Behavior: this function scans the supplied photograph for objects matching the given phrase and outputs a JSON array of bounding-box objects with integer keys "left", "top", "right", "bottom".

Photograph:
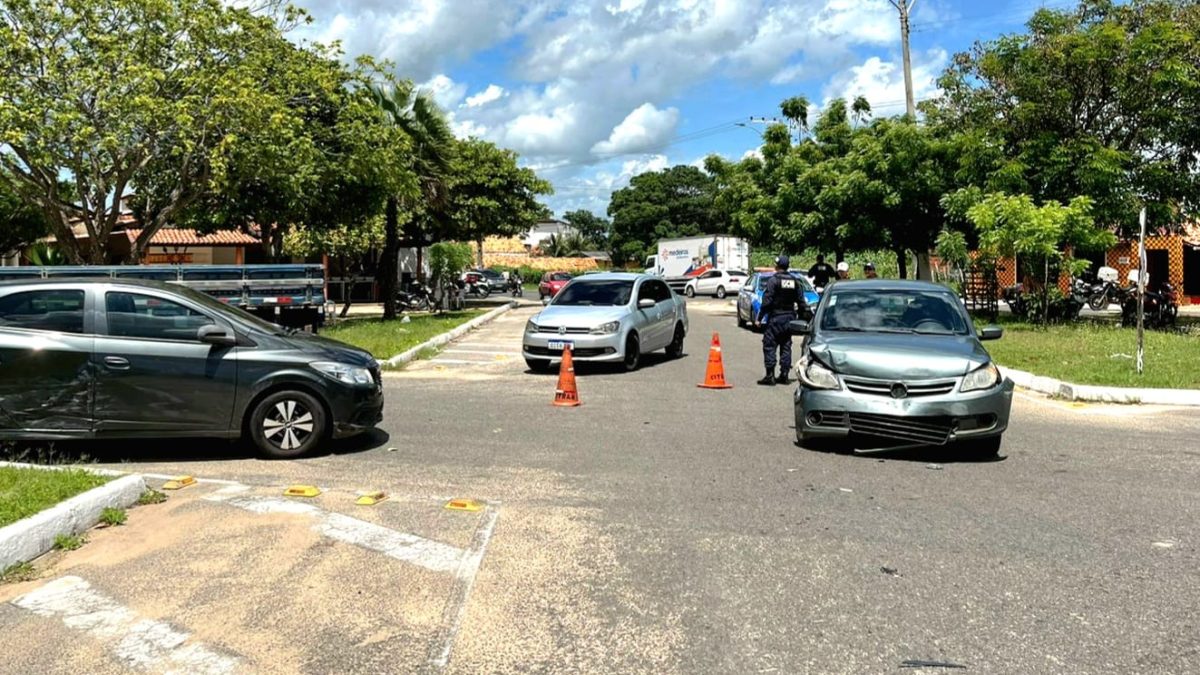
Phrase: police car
[{"left": 736, "top": 271, "right": 819, "bottom": 329}]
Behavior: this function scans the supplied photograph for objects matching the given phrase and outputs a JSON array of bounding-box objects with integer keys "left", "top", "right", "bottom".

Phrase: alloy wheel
[{"left": 262, "top": 399, "right": 315, "bottom": 451}]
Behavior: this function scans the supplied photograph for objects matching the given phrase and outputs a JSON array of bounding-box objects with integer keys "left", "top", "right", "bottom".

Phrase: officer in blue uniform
[{"left": 757, "top": 255, "right": 807, "bottom": 386}]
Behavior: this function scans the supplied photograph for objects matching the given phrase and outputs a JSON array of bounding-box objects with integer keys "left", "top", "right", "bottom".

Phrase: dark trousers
[{"left": 762, "top": 312, "right": 795, "bottom": 374}]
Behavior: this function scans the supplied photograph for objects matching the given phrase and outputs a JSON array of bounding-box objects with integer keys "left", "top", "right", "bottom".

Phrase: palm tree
[
  {"left": 851, "top": 96, "right": 872, "bottom": 128},
  {"left": 779, "top": 95, "right": 810, "bottom": 142},
  {"left": 369, "top": 82, "right": 455, "bottom": 320},
  {"left": 543, "top": 232, "right": 587, "bottom": 257}
]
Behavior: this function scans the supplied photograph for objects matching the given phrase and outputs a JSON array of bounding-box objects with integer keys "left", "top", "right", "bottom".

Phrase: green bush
[{"left": 99, "top": 507, "right": 126, "bottom": 527}]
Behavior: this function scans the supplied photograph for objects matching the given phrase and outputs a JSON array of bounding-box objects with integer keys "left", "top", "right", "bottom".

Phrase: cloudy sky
[{"left": 291, "top": 0, "right": 1069, "bottom": 217}]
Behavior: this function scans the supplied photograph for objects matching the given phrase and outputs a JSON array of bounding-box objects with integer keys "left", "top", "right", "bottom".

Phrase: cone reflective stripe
[
  {"left": 697, "top": 332, "right": 733, "bottom": 389},
  {"left": 553, "top": 344, "right": 581, "bottom": 407}
]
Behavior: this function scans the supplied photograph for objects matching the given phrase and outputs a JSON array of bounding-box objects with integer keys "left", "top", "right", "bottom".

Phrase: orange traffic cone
[
  {"left": 697, "top": 332, "right": 733, "bottom": 389},
  {"left": 553, "top": 345, "right": 581, "bottom": 407}
]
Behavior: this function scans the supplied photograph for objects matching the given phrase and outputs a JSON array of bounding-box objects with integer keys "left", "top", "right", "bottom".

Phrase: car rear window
[
  {"left": 550, "top": 272, "right": 572, "bottom": 281},
  {"left": 0, "top": 289, "right": 85, "bottom": 334}
]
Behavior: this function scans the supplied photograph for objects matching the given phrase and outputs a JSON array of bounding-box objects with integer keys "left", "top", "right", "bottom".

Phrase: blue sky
[{"left": 291, "top": 0, "right": 1074, "bottom": 216}]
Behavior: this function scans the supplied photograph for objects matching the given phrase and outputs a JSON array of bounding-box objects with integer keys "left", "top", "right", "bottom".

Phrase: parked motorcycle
[
  {"left": 396, "top": 282, "right": 433, "bottom": 312},
  {"left": 508, "top": 276, "right": 524, "bottom": 297},
  {"left": 1002, "top": 283, "right": 1028, "bottom": 318},
  {"left": 462, "top": 272, "right": 492, "bottom": 299},
  {"left": 1121, "top": 281, "right": 1178, "bottom": 329}
]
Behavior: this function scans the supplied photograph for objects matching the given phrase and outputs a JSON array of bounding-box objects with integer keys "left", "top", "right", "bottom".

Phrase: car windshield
[
  {"left": 552, "top": 280, "right": 634, "bottom": 306},
  {"left": 550, "top": 272, "right": 572, "bottom": 281},
  {"left": 819, "top": 289, "right": 969, "bottom": 335}
]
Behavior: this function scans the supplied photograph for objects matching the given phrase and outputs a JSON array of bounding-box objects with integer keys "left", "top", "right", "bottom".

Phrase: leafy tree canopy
[{"left": 606, "top": 164, "right": 725, "bottom": 265}]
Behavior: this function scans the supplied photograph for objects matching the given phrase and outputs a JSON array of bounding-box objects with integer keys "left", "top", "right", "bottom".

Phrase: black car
[{"left": 0, "top": 278, "right": 383, "bottom": 458}]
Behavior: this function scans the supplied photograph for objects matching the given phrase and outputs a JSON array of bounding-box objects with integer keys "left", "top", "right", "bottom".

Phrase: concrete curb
[
  {"left": 1000, "top": 365, "right": 1200, "bottom": 406},
  {"left": 0, "top": 463, "right": 146, "bottom": 569},
  {"left": 382, "top": 301, "right": 518, "bottom": 369}
]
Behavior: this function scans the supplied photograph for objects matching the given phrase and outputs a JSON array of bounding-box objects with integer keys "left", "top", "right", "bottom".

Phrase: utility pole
[
  {"left": 1136, "top": 207, "right": 1147, "bottom": 375},
  {"left": 890, "top": 0, "right": 918, "bottom": 118}
]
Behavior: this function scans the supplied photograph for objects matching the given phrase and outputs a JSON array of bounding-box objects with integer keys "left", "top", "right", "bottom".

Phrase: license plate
[{"left": 547, "top": 340, "right": 573, "bottom": 351}]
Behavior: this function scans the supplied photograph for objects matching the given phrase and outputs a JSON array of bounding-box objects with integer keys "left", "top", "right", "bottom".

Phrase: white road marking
[
  {"left": 443, "top": 349, "right": 520, "bottom": 355},
  {"left": 429, "top": 505, "right": 501, "bottom": 671},
  {"left": 12, "top": 576, "right": 239, "bottom": 675},
  {"left": 205, "top": 493, "right": 464, "bottom": 574}
]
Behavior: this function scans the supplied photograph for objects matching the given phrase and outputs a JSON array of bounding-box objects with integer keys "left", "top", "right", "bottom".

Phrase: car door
[
  {"left": 738, "top": 275, "right": 756, "bottom": 319},
  {"left": 695, "top": 270, "right": 719, "bottom": 294},
  {"left": 649, "top": 279, "right": 676, "bottom": 349},
  {"left": 92, "top": 288, "right": 237, "bottom": 434},
  {"left": 0, "top": 287, "right": 94, "bottom": 433}
]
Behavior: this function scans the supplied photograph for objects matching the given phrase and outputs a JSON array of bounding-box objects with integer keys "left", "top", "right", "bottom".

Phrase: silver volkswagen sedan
[
  {"left": 523, "top": 273, "right": 688, "bottom": 372},
  {"left": 791, "top": 280, "right": 1013, "bottom": 458}
]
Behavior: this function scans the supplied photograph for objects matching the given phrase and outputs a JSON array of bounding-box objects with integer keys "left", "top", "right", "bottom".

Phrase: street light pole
[{"left": 1136, "top": 207, "right": 1146, "bottom": 375}]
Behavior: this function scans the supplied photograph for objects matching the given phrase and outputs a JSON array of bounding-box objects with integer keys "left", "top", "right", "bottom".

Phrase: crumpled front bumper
[{"left": 794, "top": 378, "right": 1014, "bottom": 447}]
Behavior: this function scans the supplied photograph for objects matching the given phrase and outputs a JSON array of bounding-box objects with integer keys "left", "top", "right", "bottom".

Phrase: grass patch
[
  {"left": 981, "top": 318, "right": 1200, "bottom": 389},
  {"left": 0, "top": 466, "right": 112, "bottom": 528},
  {"left": 99, "top": 507, "right": 127, "bottom": 527},
  {"left": 323, "top": 311, "right": 484, "bottom": 360},
  {"left": 53, "top": 533, "right": 85, "bottom": 551},
  {"left": 137, "top": 490, "right": 167, "bottom": 506},
  {"left": 0, "top": 561, "right": 36, "bottom": 584}
]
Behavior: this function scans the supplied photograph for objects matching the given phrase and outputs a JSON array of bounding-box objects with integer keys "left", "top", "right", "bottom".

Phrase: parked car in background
[
  {"left": 0, "top": 279, "right": 383, "bottom": 459},
  {"left": 736, "top": 271, "right": 819, "bottom": 329},
  {"left": 791, "top": 279, "right": 1012, "bottom": 458},
  {"left": 470, "top": 268, "right": 507, "bottom": 293},
  {"left": 683, "top": 269, "right": 748, "bottom": 299},
  {"left": 538, "top": 271, "right": 573, "bottom": 300},
  {"left": 523, "top": 273, "right": 687, "bottom": 372}
]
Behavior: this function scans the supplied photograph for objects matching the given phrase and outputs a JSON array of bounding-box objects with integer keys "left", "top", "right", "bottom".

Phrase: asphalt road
[{"left": 3, "top": 298, "right": 1198, "bottom": 674}]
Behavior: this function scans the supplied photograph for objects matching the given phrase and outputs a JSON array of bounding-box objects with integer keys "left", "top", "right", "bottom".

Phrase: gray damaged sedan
[
  {"left": 523, "top": 273, "right": 688, "bottom": 372},
  {"left": 790, "top": 280, "right": 1013, "bottom": 457}
]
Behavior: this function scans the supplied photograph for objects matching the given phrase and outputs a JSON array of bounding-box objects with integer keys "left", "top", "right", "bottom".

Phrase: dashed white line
[
  {"left": 429, "top": 505, "right": 501, "bottom": 671},
  {"left": 12, "top": 576, "right": 239, "bottom": 675}
]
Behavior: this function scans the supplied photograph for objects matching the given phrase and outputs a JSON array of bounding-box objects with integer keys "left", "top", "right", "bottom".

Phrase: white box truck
[{"left": 644, "top": 235, "right": 750, "bottom": 292}]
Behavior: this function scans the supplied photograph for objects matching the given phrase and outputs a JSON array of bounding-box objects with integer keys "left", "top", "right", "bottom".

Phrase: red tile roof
[{"left": 125, "top": 228, "right": 259, "bottom": 247}]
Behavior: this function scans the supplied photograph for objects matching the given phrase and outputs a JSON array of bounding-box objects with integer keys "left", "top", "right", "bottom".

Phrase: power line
[{"left": 533, "top": 119, "right": 744, "bottom": 174}]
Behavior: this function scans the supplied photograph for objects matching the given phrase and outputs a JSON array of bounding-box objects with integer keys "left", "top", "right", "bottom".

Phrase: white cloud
[
  {"left": 591, "top": 103, "right": 680, "bottom": 155},
  {"left": 821, "top": 48, "right": 949, "bottom": 115},
  {"left": 419, "top": 74, "right": 467, "bottom": 110},
  {"left": 464, "top": 84, "right": 505, "bottom": 108}
]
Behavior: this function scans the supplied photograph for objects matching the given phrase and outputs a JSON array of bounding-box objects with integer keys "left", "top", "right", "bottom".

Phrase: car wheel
[
  {"left": 525, "top": 358, "right": 552, "bottom": 373},
  {"left": 737, "top": 310, "right": 747, "bottom": 329},
  {"left": 684, "top": 285, "right": 695, "bottom": 298},
  {"left": 249, "top": 390, "right": 327, "bottom": 459},
  {"left": 666, "top": 323, "right": 685, "bottom": 359},
  {"left": 623, "top": 333, "right": 641, "bottom": 372},
  {"left": 715, "top": 285, "right": 726, "bottom": 299},
  {"left": 963, "top": 435, "right": 1003, "bottom": 460}
]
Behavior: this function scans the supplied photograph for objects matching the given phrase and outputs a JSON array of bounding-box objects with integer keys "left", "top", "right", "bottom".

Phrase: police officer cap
[
  {"left": 864, "top": 262, "right": 875, "bottom": 270},
  {"left": 774, "top": 255, "right": 790, "bottom": 268},
  {"left": 836, "top": 261, "right": 849, "bottom": 272}
]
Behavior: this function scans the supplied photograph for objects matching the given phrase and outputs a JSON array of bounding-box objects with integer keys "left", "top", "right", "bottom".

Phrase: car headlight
[
  {"left": 796, "top": 357, "right": 840, "bottom": 390},
  {"left": 961, "top": 362, "right": 1001, "bottom": 392},
  {"left": 311, "top": 361, "right": 374, "bottom": 386},
  {"left": 590, "top": 321, "right": 620, "bottom": 335},
  {"left": 525, "top": 320, "right": 539, "bottom": 334}
]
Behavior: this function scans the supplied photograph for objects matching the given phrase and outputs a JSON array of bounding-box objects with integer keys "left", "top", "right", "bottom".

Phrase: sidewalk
[{"left": 334, "top": 296, "right": 541, "bottom": 320}]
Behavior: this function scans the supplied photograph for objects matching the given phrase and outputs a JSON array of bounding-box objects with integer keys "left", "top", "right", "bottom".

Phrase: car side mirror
[
  {"left": 198, "top": 324, "right": 236, "bottom": 346},
  {"left": 979, "top": 325, "right": 1003, "bottom": 341},
  {"left": 637, "top": 298, "right": 656, "bottom": 309},
  {"left": 541, "top": 297, "right": 552, "bottom": 306},
  {"left": 788, "top": 319, "right": 810, "bottom": 336}
]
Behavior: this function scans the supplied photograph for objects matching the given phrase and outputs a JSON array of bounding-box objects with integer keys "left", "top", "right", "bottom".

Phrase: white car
[{"left": 683, "top": 269, "right": 748, "bottom": 299}]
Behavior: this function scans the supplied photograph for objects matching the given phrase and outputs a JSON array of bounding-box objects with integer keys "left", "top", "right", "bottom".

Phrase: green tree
[
  {"left": 542, "top": 231, "right": 588, "bottom": 257},
  {"left": 283, "top": 218, "right": 384, "bottom": 317},
  {"left": 0, "top": 175, "right": 48, "bottom": 257},
  {"left": 369, "top": 82, "right": 454, "bottom": 319},
  {"left": 931, "top": 0, "right": 1200, "bottom": 235},
  {"left": 445, "top": 137, "right": 552, "bottom": 266},
  {"left": 966, "top": 192, "right": 1116, "bottom": 323},
  {"left": 607, "top": 165, "right": 725, "bottom": 266},
  {"left": 0, "top": 0, "right": 343, "bottom": 263},
  {"left": 428, "top": 242, "right": 473, "bottom": 311},
  {"left": 562, "top": 209, "right": 610, "bottom": 248},
  {"left": 851, "top": 96, "right": 872, "bottom": 128}
]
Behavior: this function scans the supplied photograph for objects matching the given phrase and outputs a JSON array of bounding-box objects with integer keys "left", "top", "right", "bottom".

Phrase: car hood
[
  {"left": 811, "top": 332, "right": 989, "bottom": 379},
  {"left": 534, "top": 305, "right": 628, "bottom": 328},
  {"left": 263, "top": 330, "right": 376, "bottom": 367}
]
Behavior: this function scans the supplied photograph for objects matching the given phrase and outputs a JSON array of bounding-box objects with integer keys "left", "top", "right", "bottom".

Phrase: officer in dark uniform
[{"left": 757, "top": 255, "right": 807, "bottom": 386}]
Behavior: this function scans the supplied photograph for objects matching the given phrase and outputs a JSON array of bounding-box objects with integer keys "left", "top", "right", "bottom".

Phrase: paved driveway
[{"left": 3, "top": 297, "right": 1198, "bottom": 673}]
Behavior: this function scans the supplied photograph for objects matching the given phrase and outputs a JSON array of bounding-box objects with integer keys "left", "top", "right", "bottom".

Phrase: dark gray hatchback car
[{"left": 0, "top": 278, "right": 382, "bottom": 458}]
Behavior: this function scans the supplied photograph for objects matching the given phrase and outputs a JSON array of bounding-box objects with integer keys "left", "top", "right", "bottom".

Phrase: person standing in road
[
  {"left": 757, "top": 255, "right": 808, "bottom": 386},
  {"left": 807, "top": 254, "right": 835, "bottom": 289},
  {"left": 830, "top": 261, "right": 850, "bottom": 285},
  {"left": 863, "top": 262, "right": 878, "bottom": 279}
]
